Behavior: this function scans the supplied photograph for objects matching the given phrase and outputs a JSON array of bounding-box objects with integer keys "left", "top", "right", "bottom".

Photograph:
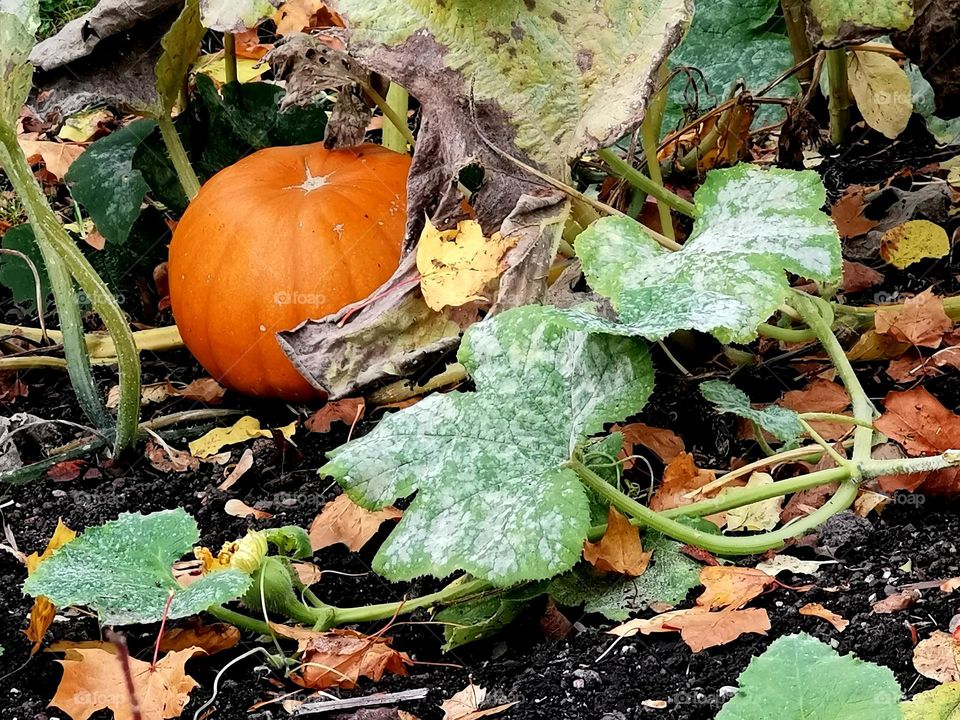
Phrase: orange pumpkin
[{"left": 168, "top": 143, "right": 410, "bottom": 401}]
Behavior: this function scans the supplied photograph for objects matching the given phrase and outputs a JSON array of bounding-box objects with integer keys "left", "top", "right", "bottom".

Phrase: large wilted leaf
[
  {"left": 331, "top": 0, "right": 691, "bottom": 235},
  {"left": 576, "top": 164, "right": 841, "bottom": 344},
  {"left": 716, "top": 633, "right": 902, "bottom": 719},
  {"left": 321, "top": 305, "right": 654, "bottom": 586},
  {"left": 0, "top": 0, "right": 39, "bottom": 126},
  {"left": 804, "top": 0, "right": 914, "bottom": 48},
  {"left": 664, "top": 0, "right": 796, "bottom": 129},
  {"left": 200, "top": 0, "right": 281, "bottom": 33},
  {"left": 23, "top": 510, "right": 251, "bottom": 625}
]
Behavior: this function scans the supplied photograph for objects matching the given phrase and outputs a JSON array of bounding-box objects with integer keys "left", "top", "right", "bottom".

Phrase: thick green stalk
[
  {"left": 223, "top": 33, "right": 238, "bottom": 85},
  {"left": 361, "top": 83, "right": 416, "bottom": 150},
  {"left": 381, "top": 83, "right": 410, "bottom": 153},
  {"left": 324, "top": 577, "right": 492, "bottom": 627},
  {"left": 209, "top": 605, "right": 275, "bottom": 636},
  {"left": 640, "top": 65, "right": 674, "bottom": 240},
  {"left": 826, "top": 50, "right": 851, "bottom": 145},
  {"left": 0, "top": 131, "right": 141, "bottom": 454},
  {"left": 40, "top": 249, "right": 110, "bottom": 428},
  {"left": 781, "top": 0, "right": 814, "bottom": 86},
  {"left": 157, "top": 114, "right": 200, "bottom": 200},
  {"left": 756, "top": 322, "right": 817, "bottom": 343},
  {"left": 597, "top": 148, "right": 697, "bottom": 218}
]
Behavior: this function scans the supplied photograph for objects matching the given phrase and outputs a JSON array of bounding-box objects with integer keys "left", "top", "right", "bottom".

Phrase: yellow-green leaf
[
  {"left": 880, "top": 219, "right": 950, "bottom": 269},
  {"left": 189, "top": 415, "right": 296, "bottom": 458},
  {"left": 902, "top": 683, "right": 960, "bottom": 720},
  {"left": 805, "top": 0, "right": 914, "bottom": 47},
  {"left": 416, "top": 219, "right": 516, "bottom": 311},
  {"left": 848, "top": 50, "right": 913, "bottom": 139}
]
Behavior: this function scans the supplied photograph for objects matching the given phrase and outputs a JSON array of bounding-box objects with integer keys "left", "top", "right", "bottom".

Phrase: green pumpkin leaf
[
  {"left": 321, "top": 305, "right": 654, "bottom": 586},
  {"left": 665, "top": 0, "right": 796, "bottom": 129},
  {"left": 436, "top": 583, "right": 546, "bottom": 651},
  {"left": 0, "top": 0, "right": 38, "bottom": 127},
  {"left": 65, "top": 119, "right": 158, "bottom": 245},
  {"left": 717, "top": 633, "right": 902, "bottom": 720},
  {"left": 23, "top": 510, "right": 251, "bottom": 626},
  {"left": 902, "top": 683, "right": 960, "bottom": 720},
  {"left": 200, "top": 0, "right": 280, "bottom": 33},
  {"left": 804, "top": 0, "right": 914, "bottom": 47},
  {"left": 155, "top": 0, "right": 206, "bottom": 116},
  {"left": 548, "top": 534, "right": 702, "bottom": 621},
  {"left": 0, "top": 224, "right": 50, "bottom": 310},
  {"left": 576, "top": 164, "right": 842, "bottom": 344},
  {"left": 701, "top": 380, "right": 804, "bottom": 444},
  {"left": 907, "top": 62, "right": 960, "bottom": 146}
]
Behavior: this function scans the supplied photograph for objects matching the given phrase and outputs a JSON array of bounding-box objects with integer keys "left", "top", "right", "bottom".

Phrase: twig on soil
[{"left": 294, "top": 688, "right": 430, "bottom": 715}]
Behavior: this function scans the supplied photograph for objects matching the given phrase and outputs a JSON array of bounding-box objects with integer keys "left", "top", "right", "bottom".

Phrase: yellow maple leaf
[
  {"left": 24, "top": 519, "right": 77, "bottom": 654},
  {"left": 880, "top": 220, "right": 950, "bottom": 269},
  {"left": 188, "top": 416, "right": 296, "bottom": 458},
  {"left": 416, "top": 219, "right": 516, "bottom": 311}
]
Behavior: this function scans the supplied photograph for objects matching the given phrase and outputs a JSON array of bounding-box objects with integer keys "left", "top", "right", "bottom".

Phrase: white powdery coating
[
  {"left": 322, "top": 306, "right": 655, "bottom": 585},
  {"left": 577, "top": 164, "right": 841, "bottom": 342}
]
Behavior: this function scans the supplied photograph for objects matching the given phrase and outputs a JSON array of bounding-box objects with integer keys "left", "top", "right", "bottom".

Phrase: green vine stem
[
  {"left": 836, "top": 295, "right": 960, "bottom": 321},
  {"left": 41, "top": 248, "right": 110, "bottom": 428},
  {"left": 756, "top": 322, "right": 818, "bottom": 343},
  {"left": 0, "top": 130, "right": 141, "bottom": 454},
  {"left": 381, "top": 83, "right": 411, "bottom": 153},
  {"left": 223, "top": 32, "right": 238, "bottom": 85},
  {"left": 597, "top": 147, "right": 697, "bottom": 218},
  {"left": 361, "top": 83, "right": 416, "bottom": 150},
  {"left": 826, "top": 49, "right": 851, "bottom": 145},
  {"left": 640, "top": 65, "right": 674, "bottom": 240},
  {"left": 209, "top": 605, "right": 275, "bottom": 636},
  {"left": 157, "top": 114, "right": 200, "bottom": 200}
]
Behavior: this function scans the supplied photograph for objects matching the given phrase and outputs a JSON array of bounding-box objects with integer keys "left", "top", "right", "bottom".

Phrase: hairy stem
[
  {"left": 640, "top": 65, "right": 674, "bottom": 240},
  {"left": 381, "top": 83, "right": 411, "bottom": 153},
  {"left": 157, "top": 114, "right": 200, "bottom": 200},
  {"left": 781, "top": 0, "right": 814, "bottom": 86},
  {"left": 323, "top": 577, "right": 492, "bottom": 627},
  {"left": 597, "top": 148, "right": 697, "bottom": 218},
  {"left": 361, "top": 83, "right": 416, "bottom": 150},
  {"left": 223, "top": 32, "right": 238, "bottom": 85},
  {"left": 826, "top": 49, "right": 851, "bottom": 145}
]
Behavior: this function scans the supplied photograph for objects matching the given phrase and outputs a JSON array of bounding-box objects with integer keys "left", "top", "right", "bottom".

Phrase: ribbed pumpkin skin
[{"left": 169, "top": 143, "right": 410, "bottom": 401}]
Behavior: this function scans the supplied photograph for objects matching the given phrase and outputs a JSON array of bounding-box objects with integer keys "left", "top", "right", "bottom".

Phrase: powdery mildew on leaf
[
  {"left": 577, "top": 164, "right": 841, "bottom": 344},
  {"left": 716, "top": 633, "right": 903, "bottom": 719},
  {"left": 805, "top": 0, "right": 914, "bottom": 47},
  {"left": 321, "top": 306, "right": 654, "bottom": 585},
  {"left": 700, "top": 380, "right": 805, "bottom": 444},
  {"left": 23, "top": 510, "right": 251, "bottom": 625}
]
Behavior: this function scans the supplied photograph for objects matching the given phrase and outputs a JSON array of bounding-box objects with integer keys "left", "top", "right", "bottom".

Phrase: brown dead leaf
[
  {"left": 218, "top": 448, "right": 254, "bottom": 491},
  {"left": 779, "top": 380, "right": 852, "bottom": 441},
  {"left": 853, "top": 490, "right": 891, "bottom": 517},
  {"left": 309, "top": 494, "right": 402, "bottom": 552},
  {"left": 831, "top": 185, "right": 878, "bottom": 238},
  {"left": 650, "top": 453, "right": 716, "bottom": 512},
  {"left": 306, "top": 398, "right": 365, "bottom": 434},
  {"left": 872, "top": 588, "right": 921, "bottom": 614},
  {"left": 913, "top": 631, "right": 960, "bottom": 683},
  {"left": 846, "top": 329, "right": 912, "bottom": 362},
  {"left": 609, "top": 606, "right": 771, "bottom": 653},
  {"left": 275, "top": 626, "right": 412, "bottom": 690},
  {"left": 583, "top": 506, "right": 651, "bottom": 577},
  {"left": 158, "top": 622, "right": 240, "bottom": 656},
  {"left": 941, "top": 577, "right": 960, "bottom": 593},
  {"left": 47, "top": 460, "right": 84, "bottom": 482},
  {"left": 18, "top": 139, "right": 85, "bottom": 180},
  {"left": 875, "top": 289, "right": 953, "bottom": 348},
  {"left": 696, "top": 566, "right": 775, "bottom": 610},
  {"left": 874, "top": 387, "right": 960, "bottom": 494},
  {"left": 233, "top": 28, "right": 272, "bottom": 59},
  {"left": 166, "top": 378, "right": 226, "bottom": 405},
  {"left": 781, "top": 483, "right": 839, "bottom": 523},
  {"left": 273, "top": 0, "right": 343, "bottom": 35},
  {"left": 224, "top": 499, "right": 272, "bottom": 520},
  {"left": 441, "top": 684, "right": 517, "bottom": 720},
  {"left": 841, "top": 260, "right": 885, "bottom": 294},
  {"left": 617, "top": 422, "right": 685, "bottom": 464},
  {"left": 24, "top": 519, "right": 76, "bottom": 653},
  {"left": 50, "top": 646, "right": 202, "bottom": 720},
  {"left": 107, "top": 382, "right": 171, "bottom": 409},
  {"left": 292, "top": 561, "right": 323, "bottom": 586},
  {"left": 145, "top": 441, "right": 201, "bottom": 473},
  {"left": 799, "top": 602, "right": 849, "bottom": 632}
]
